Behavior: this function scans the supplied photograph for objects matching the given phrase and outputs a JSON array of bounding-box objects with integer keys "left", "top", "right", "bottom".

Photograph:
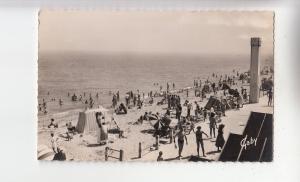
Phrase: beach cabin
[{"left": 76, "top": 106, "right": 109, "bottom": 134}]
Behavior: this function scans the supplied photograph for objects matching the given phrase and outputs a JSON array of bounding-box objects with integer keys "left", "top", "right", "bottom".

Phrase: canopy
[{"left": 76, "top": 105, "right": 110, "bottom": 134}]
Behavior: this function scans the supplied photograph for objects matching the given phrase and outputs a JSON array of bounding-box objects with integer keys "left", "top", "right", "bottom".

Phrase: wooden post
[
  {"left": 169, "top": 129, "right": 173, "bottom": 144},
  {"left": 119, "top": 150, "right": 124, "bottom": 161},
  {"left": 105, "top": 147, "right": 109, "bottom": 161},
  {"left": 156, "top": 135, "right": 159, "bottom": 150},
  {"left": 138, "top": 142, "right": 142, "bottom": 158}
]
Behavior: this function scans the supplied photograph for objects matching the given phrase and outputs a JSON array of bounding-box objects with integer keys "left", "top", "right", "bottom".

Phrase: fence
[{"left": 105, "top": 147, "right": 124, "bottom": 161}]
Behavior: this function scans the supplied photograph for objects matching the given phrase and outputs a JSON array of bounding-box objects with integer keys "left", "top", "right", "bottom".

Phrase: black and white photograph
[{"left": 37, "top": 10, "right": 274, "bottom": 162}]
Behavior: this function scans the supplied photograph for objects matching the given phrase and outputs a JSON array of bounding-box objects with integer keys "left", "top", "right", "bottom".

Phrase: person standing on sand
[
  {"left": 116, "top": 91, "right": 120, "bottom": 102},
  {"left": 59, "top": 99, "right": 63, "bottom": 107},
  {"left": 167, "top": 83, "right": 170, "bottom": 93},
  {"left": 221, "top": 101, "right": 226, "bottom": 117},
  {"left": 209, "top": 112, "right": 218, "bottom": 138},
  {"left": 203, "top": 108, "right": 207, "bottom": 121},
  {"left": 193, "top": 126, "right": 209, "bottom": 157},
  {"left": 195, "top": 102, "right": 200, "bottom": 118},
  {"left": 113, "top": 94, "right": 118, "bottom": 108},
  {"left": 201, "top": 90, "right": 205, "bottom": 101},
  {"left": 50, "top": 133, "right": 58, "bottom": 153},
  {"left": 174, "top": 128, "right": 188, "bottom": 159},
  {"left": 267, "top": 88, "right": 273, "bottom": 106},
  {"left": 187, "top": 102, "right": 193, "bottom": 117},
  {"left": 176, "top": 104, "right": 182, "bottom": 122},
  {"left": 215, "top": 124, "right": 225, "bottom": 152}
]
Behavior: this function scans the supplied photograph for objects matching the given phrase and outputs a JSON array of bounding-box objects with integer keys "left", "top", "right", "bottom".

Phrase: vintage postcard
[{"left": 37, "top": 11, "right": 274, "bottom": 162}]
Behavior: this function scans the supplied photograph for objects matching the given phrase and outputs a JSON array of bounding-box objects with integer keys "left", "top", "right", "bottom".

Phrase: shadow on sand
[
  {"left": 206, "top": 150, "right": 221, "bottom": 155},
  {"left": 131, "top": 157, "right": 140, "bottom": 160},
  {"left": 140, "top": 129, "right": 156, "bottom": 134},
  {"left": 164, "top": 156, "right": 181, "bottom": 161},
  {"left": 108, "top": 128, "right": 121, "bottom": 134},
  {"left": 87, "top": 143, "right": 106, "bottom": 147},
  {"left": 163, "top": 155, "right": 213, "bottom": 162},
  {"left": 187, "top": 155, "right": 214, "bottom": 162},
  {"left": 159, "top": 140, "right": 169, "bottom": 144}
]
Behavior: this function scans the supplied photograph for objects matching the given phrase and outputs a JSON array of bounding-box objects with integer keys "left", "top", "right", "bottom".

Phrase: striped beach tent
[{"left": 76, "top": 105, "right": 109, "bottom": 134}]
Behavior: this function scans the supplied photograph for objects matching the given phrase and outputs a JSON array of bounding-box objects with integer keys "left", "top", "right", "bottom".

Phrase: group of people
[
  {"left": 39, "top": 90, "right": 105, "bottom": 115},
  {"left": 170, "top": 108, "right": 225, "bottom": 159},
  {"left": 71, "top": 92, "right": 96, "bottom": 109},
  {"left": 47, "top": 118, "right": 77, "bottom": 160},
  {"left": 50, "top": 132, "right": 66, "bottom": 161}
]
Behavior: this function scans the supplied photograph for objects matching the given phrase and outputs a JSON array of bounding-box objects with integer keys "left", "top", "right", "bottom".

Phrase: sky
[{"left": 39, "top": 11, "right": 274, "bottom": 57}]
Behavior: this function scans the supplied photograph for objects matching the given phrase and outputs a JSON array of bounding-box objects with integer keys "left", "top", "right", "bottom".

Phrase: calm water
[{"left": 38, "top": 53, "right": 249, "bottom": 111}]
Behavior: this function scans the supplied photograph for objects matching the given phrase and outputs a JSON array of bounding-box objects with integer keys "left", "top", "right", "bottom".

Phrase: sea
[{"left": 38, "top": 52, "right": 252, "bottom": 114}]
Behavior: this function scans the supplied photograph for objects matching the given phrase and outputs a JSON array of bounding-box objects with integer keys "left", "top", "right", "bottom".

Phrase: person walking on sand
[
  {"left": 216, "top": 124, "right": 225, "bottom": 152},
  {"left": 193, "top": 126, "right": 209, "bottom": 157},
  {"left": 209, "top": 112, "right": 218, "bottom": 138},
  {"left": 174, "top": 128, "right": 188, "bottom": 159}
]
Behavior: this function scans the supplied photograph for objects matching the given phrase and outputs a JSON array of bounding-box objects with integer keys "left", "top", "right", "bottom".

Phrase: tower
[{"left": 249, "top": 37, "right": 261, "bottom": 103}]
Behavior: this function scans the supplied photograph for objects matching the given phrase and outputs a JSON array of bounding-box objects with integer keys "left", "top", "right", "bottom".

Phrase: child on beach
[{"left": 157, "top": 151, "right": 163, "bottom": 161}]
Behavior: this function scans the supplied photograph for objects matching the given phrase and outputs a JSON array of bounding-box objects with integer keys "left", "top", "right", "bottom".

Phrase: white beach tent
[{"left": 76, "top": 105, "right": 109, "bottom": 134}]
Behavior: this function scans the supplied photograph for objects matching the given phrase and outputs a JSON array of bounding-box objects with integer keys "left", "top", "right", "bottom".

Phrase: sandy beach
[{"left": 38, "top": 73, "right": 273, "bottom": 162}]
